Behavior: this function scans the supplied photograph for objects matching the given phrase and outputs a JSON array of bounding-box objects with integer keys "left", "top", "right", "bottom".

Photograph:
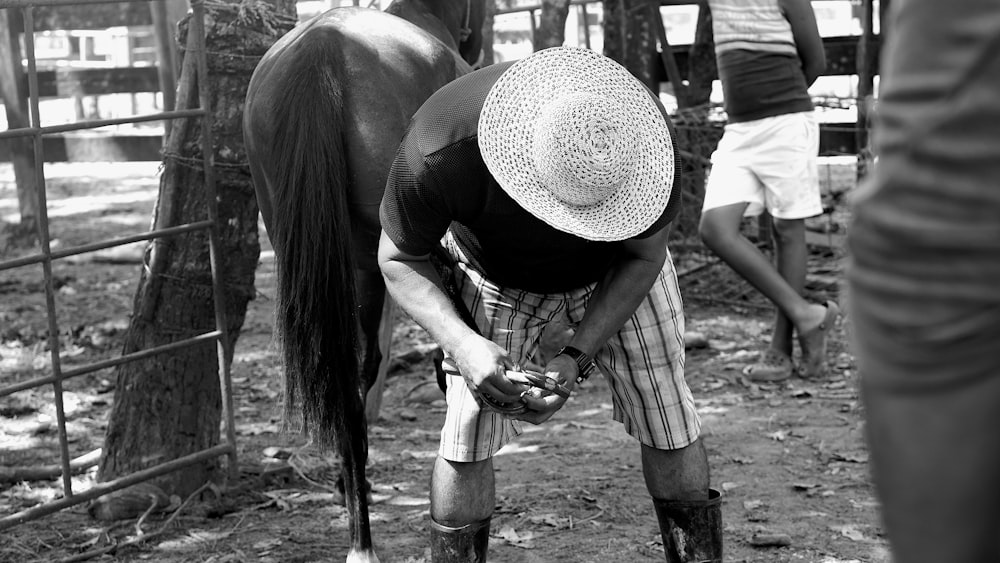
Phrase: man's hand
[
  {"left": 451, "top": 335, "right": 529, "bottom": 405},
  {"left": 511, "top": 353, "right": 579, "bottom": 424}
]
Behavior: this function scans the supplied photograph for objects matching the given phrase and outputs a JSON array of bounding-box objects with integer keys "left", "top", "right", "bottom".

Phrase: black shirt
[{"left": 380, "top": 61, "right": 682, "bottom": 294}]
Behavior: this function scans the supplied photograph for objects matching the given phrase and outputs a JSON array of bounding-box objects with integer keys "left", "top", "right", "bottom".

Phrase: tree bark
[
  {"left": 0, "top": 10, "right": 38, "bottom": 238},
  {"left": 602, "top": 0, "right": 658, "bottom": 90},
  {"left": 150, "top": 0, "right": 178, "bottom": 136},
  {"left": 686, "top": 1, "right": 716, "bottom": 107},
  {"left": 856, "top": 0, "right": 876, "bottom": 180},
  {"left": 99, "top": 0, "right": 296, "bottom": 497},
  {"left": 654, "top": 2, "right": 720, "bottom": 242},
  {"left": 534, "top": 0, "right": 570, "bottom": 51},
  {"left": 481, "top": 0, "right": 496, "bottom": 65}
]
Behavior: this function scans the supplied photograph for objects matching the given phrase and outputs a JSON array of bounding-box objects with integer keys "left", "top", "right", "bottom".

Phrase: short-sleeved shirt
[{"left": 380, "top": 61, "right": 682, "bottom": 294}]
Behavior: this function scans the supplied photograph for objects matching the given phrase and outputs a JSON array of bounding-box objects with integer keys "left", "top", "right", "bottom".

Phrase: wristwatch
[{"left": 557, "top": 345, "right": 597, "bottom": 384}]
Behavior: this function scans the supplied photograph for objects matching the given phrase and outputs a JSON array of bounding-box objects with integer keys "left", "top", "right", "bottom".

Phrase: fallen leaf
[
  {"left": 238, "top": 422, "right": 279, "bottom": 436},
  {"left": 566, "top": 421, "right": 604, "bottom": 430},
  {"left": 527, "top": 513, "right": 567, "bottom": 528},
  {"left": 831, "top": 452, "right": 869, "bottom": 463},
  {"left": 262, "top": 446, "right": 292, "bottom": 460},
  {"left": 703, "top": 380, "right": 727, "bottom": 391},
  {"left": 749, "top": 532, "right": 792, "bottom": 547},
  {"left": 253, "top": 538, "right": 283, "bottom": 551},
  {"left": 832, "top": 524, "right": 868, "bottom": 542},
  {"left": 494, "top": 525, "right": 536, "bottom": 548},
  {"left": 400, "top": 449, "right": 437, "bottom": 460},
  {"left": 684, "top": 331, "right": 709, "bottom": 349}
]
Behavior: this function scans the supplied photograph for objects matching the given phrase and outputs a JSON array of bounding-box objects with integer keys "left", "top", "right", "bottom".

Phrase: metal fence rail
[{"left": 0, "top": 0, "right": 237, "bottom": 533}]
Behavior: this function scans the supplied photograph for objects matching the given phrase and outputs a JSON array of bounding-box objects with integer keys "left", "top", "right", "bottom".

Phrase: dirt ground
[{"left": 0, "top": 162, "right": 888, "bottom": 563}]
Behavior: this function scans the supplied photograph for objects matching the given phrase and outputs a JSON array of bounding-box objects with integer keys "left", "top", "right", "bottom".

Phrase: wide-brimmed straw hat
[{"left": 478, "top": 46, "right": 675, "bottom": 242}]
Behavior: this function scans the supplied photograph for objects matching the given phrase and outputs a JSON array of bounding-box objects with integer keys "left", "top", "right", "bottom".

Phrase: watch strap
[{"left": 557, "top": 345, "right": 597, "bottom": 383}]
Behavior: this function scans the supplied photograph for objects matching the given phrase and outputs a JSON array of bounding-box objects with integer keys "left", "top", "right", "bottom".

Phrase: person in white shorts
[{"left": 700, "top": 0, "right": 840, "bottom": 381}]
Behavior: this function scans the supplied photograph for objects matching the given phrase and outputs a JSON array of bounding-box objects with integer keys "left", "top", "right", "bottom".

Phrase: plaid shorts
[{"left": 437, "top": 230, "right": 701, "bottom": 462}]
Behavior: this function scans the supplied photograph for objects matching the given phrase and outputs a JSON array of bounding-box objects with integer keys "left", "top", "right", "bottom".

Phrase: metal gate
[{"left": 0, "top": 0, "right": 237, "bottom": 534}]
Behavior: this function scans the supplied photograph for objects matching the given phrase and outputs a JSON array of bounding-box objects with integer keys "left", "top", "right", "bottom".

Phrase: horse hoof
[{"left": 346, "top": 548, "right": 380, "bottom": 563}]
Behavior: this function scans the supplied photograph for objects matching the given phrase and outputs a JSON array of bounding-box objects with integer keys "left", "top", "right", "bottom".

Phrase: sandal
[
  {"left": 797, "top": 300, "right": 841, "bottom": 379},
  {"left": 743, "top": 349, "right": 794, "bottom": 382}
]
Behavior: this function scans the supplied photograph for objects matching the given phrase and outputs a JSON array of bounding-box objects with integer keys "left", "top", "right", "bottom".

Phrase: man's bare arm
[
  {"left": 377, "top": 230, "right": 526, "bottom": 402},
  {"left": 566, "top": 225, "right": 671, "bottom": 361}
]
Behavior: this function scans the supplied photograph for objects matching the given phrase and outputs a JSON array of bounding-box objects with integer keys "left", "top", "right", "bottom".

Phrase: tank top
[{"left": 709, "top": 0, "right": 814, "bottom": 122}]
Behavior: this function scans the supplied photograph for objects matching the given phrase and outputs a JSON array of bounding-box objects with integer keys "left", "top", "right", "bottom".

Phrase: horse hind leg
[
  {"left": 339, "top": 268, "right": 389, "bottom": 562},
  {"left": 339, "top": 352, "right": 377, "bottom": 562},
  {"left": 341, "top": 437, "right": 378, "bottom": 563},
  {"left": 365, "top": 296, "right": 397, "bottom": 423}
]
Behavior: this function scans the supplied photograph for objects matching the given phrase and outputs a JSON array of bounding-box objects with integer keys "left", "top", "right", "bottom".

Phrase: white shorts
[{"left": 702, "top": 111, "right": 823, "bottom": 220}]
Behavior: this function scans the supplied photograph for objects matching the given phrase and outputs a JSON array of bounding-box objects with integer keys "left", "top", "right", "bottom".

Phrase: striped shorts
[{"left": 437, "top": 231, "right": 701, "bottom": 462}]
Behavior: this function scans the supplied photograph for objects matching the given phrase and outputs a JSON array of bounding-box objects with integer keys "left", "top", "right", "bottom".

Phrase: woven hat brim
[{"left": 478, "top": 47, "right": 674, "bottom": 242}]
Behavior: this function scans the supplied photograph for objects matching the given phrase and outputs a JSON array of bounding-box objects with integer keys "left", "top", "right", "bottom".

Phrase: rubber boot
[
  {"left": 430, "top": 516, "right": 490, "bottom": 562},
  {"left": 653, "top": 489, "right": 723, "bottom": 563}
]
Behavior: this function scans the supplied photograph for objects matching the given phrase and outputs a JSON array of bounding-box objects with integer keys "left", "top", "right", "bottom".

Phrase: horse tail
[{"left": 267, "top": 37, "right": 363, "bottom": 452}]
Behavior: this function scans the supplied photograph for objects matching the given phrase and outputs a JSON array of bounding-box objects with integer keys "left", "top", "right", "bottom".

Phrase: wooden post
[
  {"left": 686, "top": 0, "right": 716, "bottom": 107},
  {"left": 652, "top": 2, "right": 691, "bottom": 108},
  {"left": 481, "top": 0, "right": 495, "bottom": 66},
  {"left": 150, "top": 0, "right": 178, "bottom": 138},
  {"left": 529, "top": 8, "right": 537, "bottom": 44},
  {"left": 0, "top": 9, "right": 39, "bottom": 236},
  {"left": 535, "top": 0, "right": 570, "bottom": 51},
  {"left": 856, "top": 0, "right": 876, "bottom": 179},
  {"left": 602, "top": 0, "right": 658, "bottom": 91}
]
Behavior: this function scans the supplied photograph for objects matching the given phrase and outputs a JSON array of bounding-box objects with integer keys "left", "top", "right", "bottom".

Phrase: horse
[{"left": 242, "top": 0, "right": 485, "bottom": 560}]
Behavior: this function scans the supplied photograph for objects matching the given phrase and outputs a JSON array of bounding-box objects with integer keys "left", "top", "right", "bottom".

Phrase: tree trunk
[
  {"left": 99, "top": 0, "right": 297, "bottom": 497},
  {"left": 481, "top": 0, "right": 496, "bottom": 65},
  {"left": 150, "top": 0, "right": 178, "bottom": 136},
  {"left": 670, "top": 0, "right": 718, "bottom": 241},
  {"left": 687, "top": 2, "right": 716, "bottom": 107},
  {"left": 602, "top": 0, "right": 658, "bottom": 91},
  {"left": 856, "top": 0, "right": 876, "bottom": 180},
  {"left": 0, "top": 10, "right": 38, "bottom": 239},
  {"left": 534, "top": 0, "right": 570, "bottom": 51}
]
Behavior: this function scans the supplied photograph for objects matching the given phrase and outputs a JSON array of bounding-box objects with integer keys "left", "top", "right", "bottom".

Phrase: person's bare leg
[
  {"left": 644, "top": 440, "right": 723, "bottom": 561},
  {"left": 430, "top": 456, "right": 494, "bottom": 526},
  {"left": 770, "top": 217, "right": 809, "bottom": 357},
  {"left": 641, "top": 439, "right": 710, "bottom": 499},
  {"left": 699, "top": 203, "right": 825, "bottom": 333}
]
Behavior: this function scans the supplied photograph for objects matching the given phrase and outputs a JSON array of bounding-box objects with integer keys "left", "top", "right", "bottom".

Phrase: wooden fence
[{"left": 0, "top": 0, "right": 881, "bottom": 162}]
